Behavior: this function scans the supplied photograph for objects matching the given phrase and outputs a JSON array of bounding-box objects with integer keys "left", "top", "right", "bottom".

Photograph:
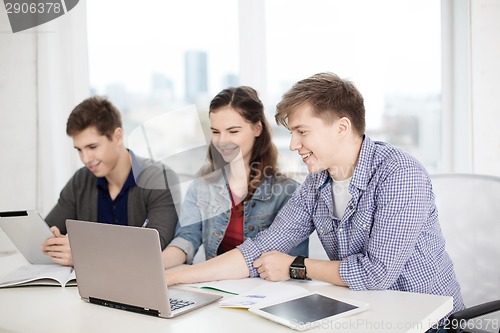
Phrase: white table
[{"left": 0, "top": 230, "right": 452, "bottom": 333}]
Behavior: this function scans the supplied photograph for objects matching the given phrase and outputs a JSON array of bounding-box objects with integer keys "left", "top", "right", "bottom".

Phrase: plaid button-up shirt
[{"left": 238, "top": 136, "right": 464, "bottom": 316}]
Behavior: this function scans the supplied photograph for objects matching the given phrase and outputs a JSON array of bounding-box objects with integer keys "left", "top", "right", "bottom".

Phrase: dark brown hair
[
  {"left": 275, "top": 72, "right": 365, "bottom": 136},
  {"left": 207, "top": 86, "right": 278, "bottom": 197},
  {"left": 66, "top": 96, "right": 122, "bottom": 139}
]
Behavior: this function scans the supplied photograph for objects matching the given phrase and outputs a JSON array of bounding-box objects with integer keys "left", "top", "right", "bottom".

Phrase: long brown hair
[{"left": 206, "top": 86, "right": 278, "bottom": 198}]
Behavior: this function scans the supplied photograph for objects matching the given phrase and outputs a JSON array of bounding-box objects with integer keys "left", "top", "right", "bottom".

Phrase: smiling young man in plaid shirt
[{"left": 166, "top": 73, "right": 464, "bottom": 328}]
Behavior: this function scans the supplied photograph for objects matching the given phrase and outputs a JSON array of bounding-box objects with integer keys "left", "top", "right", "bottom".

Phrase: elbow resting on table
[{"left": 343, "top": 260, "right": 399, "bottom": 291}]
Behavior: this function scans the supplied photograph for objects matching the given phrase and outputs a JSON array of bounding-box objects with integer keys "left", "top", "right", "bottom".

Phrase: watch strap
[
  {"left": 291, "top": 255, "right": 306, "bottom": 268},
  {"left": 289, "top": 255, "right": 307, "bottom": 280}
]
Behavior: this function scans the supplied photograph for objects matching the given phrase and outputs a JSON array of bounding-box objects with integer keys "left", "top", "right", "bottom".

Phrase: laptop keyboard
[{"left": 169, "top": 297, "right": 195, "bottom": 311}]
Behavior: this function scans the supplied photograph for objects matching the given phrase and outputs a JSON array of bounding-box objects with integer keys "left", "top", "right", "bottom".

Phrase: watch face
[{"left": 290, "top": 267, "right": 307, "bottom": 280}]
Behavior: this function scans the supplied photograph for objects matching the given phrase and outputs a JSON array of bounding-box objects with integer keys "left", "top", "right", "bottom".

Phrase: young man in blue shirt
[
  {"left": 165, "top": 73, "right": 464, "bottom": 323},
  {"left": 41, "top": 96, "right": 179, "bottom": 266}
]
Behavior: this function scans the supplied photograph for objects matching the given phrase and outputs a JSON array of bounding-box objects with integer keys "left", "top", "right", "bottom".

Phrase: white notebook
[{"left": 0, "top": 264, "right": 76, "bottom": 288}]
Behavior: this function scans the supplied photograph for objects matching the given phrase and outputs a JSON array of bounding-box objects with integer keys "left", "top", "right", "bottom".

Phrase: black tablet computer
[{"left": 249, "top": 292, "right": 369, "bottom": 331}]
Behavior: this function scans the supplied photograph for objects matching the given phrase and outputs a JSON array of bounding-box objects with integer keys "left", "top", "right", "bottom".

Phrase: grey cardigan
[{"left": 45, "top": 152, "right": 180, "bottom": 249}]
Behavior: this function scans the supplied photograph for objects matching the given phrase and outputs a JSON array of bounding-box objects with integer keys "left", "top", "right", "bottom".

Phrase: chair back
[{"left": 431, "top": 173, "right": 500, "bottom": 308}]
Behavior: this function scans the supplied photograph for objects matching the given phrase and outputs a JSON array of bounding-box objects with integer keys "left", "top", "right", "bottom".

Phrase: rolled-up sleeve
[
  {"left": 167, "top": 181, "right": 204, "bottom": 263},
  {"left": 238, "top": 181, "right": 316, "bottom": 277}
]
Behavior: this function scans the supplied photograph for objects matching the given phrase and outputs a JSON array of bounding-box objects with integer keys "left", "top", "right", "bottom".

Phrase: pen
[{"left": 142, "top": 218, "right": 149, "bottom": 228}]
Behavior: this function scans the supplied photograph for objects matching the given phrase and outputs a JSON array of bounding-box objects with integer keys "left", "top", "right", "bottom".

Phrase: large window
[
  {"left": 264, "top": 0, "right": 442, "bottom": 175},
  {"left": 87, "top": 0, "right": 238, "bottom": 129},
  {"left": 87, "top": 0, "right": 442, "bottom": 179},
  {"left": 87, "top": 0, "right": 238, "bottom": 179}
]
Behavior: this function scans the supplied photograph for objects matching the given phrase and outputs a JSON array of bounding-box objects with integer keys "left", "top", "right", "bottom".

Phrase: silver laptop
[
  {"left": 0, "top": 210, "right": 54, "bottom": 264},
  {"left": 66, "top": 219, "right": 221, "bottom": 318}
]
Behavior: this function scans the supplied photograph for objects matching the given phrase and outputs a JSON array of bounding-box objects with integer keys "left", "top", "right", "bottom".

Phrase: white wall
[
  {"left": 0, "top": 13, "right": 38, "bottom": 211},
  {"left": 0, "top": 2, "right": 89, "bottom": 216},
  {"left": 470, "top": 0, "right": 500, "bottom": 175}
]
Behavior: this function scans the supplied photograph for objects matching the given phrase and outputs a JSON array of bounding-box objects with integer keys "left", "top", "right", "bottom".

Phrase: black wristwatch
[{"left": 289, "top": 255, "right": 307, "bottom": 280}]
